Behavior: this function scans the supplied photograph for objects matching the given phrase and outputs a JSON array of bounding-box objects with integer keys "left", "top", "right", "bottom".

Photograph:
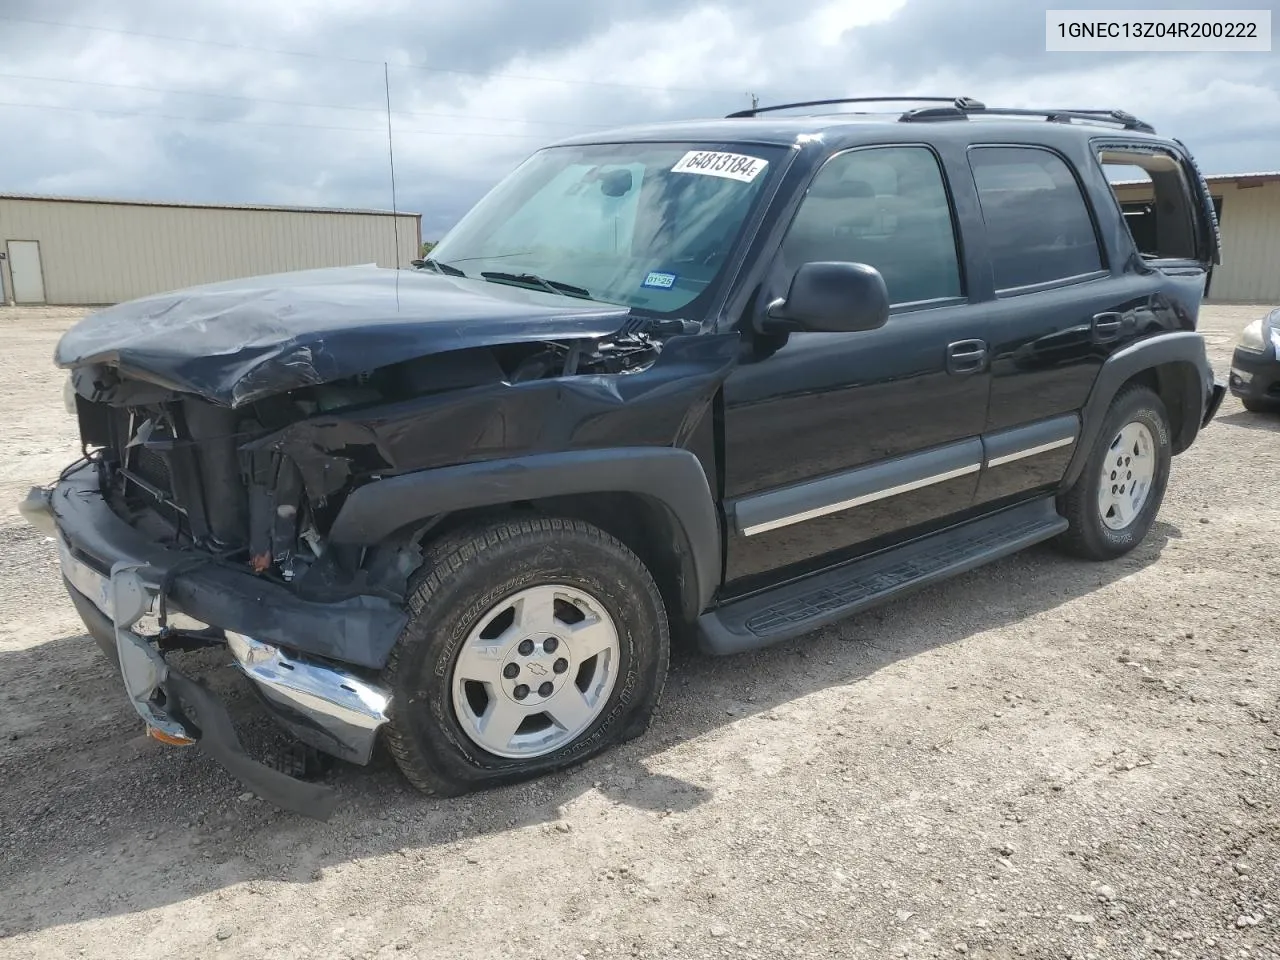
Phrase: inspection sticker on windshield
[
  {"left": 671, "top": 151, "right": 768, "bottom": 182},
  {"left": 642, "top": 271, "right": 677, "bottom": 290}
]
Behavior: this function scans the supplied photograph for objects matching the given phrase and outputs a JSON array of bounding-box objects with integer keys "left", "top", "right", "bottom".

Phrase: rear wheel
[
  {"left": 382, "top": 517, "right": 669, "bottom": 796},
  {"left": 1056, "top": 386, "right": 1171, "bottom": 561}
]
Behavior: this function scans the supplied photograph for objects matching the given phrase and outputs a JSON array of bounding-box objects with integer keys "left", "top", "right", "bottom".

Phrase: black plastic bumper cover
[
  {"left": 67, "top": 581, "right": 337, "bottom": 820},
  {"left": 165, "top": 672, "right": 338, "bottom": 821},
  {"left": 47, "top": 464, "right": 408, "bottom": 670}
]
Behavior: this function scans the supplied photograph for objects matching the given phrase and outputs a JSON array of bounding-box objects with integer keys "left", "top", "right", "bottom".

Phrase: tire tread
[{"left": 382, "top": 515, "right": 668, "bottom": 796}]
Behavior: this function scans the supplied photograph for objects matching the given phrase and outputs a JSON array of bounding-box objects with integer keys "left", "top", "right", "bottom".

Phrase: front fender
[{"left": 327, "top": 447, "right": 722, "bottom": 612}]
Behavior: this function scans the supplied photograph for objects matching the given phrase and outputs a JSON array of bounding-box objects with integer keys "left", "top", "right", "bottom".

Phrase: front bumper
[
  {"left": 1229, "top": 346, "right": 1280, "bottom": 404},
  {"left": 22, "top": 464, "right": 405, "bottom": 819}
]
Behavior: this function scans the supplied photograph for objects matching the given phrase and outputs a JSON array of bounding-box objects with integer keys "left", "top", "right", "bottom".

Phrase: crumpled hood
[{"left": 55, "top": 264, "right": 634, "bottom": 407}]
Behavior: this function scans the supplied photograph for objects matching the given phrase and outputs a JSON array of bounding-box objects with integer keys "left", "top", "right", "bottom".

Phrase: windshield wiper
[
  {"left": 479, "top": 271, "right": 593, "bottom": 300},
  {"left": 417, "top": 257, "right": 467, "bottom": 277}
]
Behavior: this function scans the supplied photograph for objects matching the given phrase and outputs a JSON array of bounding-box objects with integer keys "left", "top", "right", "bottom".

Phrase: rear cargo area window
[
  {"left": 968, "top": 146, "right": 1102, "bottom": 291},
  {"left": 1097, "top": 149, "right": 1199, "bottom": 262}
]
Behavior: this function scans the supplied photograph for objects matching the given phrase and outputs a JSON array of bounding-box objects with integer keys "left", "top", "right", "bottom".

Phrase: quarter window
[
  {"left": 969, "top": 147, "right": 1102, "bottom": 290},
  {"left": 781, "top": 147, "right": 962, "bottom": 305}
]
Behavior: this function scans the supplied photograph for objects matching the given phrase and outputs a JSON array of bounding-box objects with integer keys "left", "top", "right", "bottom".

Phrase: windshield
[{"left": 426, "top": 142, "right": 782, "bottom": 314}]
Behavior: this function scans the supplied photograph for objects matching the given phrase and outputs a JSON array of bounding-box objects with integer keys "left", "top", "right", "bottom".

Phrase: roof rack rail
[
  {"left": 900, "top": 103, "right": 1155, "bottom": 133},
  {"left": 725, "top": 96, "right": 984, "bottom": 119}
]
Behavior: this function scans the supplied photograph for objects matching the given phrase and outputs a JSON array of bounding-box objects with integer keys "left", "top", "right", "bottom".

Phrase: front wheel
[
  {"left": 1055, "top": 385, "right": 1172, "bottom": 561},
  {"left": 382, "top": 517, "right": 669, "bottom": 796}
]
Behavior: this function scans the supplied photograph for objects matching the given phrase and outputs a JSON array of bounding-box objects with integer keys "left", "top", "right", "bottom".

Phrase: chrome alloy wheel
[
  {"left": 1097, "top": 421, "right": 1156, "bottom": 531},
  {"left": 450, "top": 584, "right": 621, "bottom": 759}
]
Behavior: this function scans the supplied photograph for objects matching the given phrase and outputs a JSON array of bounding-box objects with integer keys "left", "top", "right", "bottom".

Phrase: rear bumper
[
  {"left": 1204, "top": 378, "right": 1227, "bottom": 426},
  {"left": 22, "top": 463, "right": 406, "bottom": 819}
]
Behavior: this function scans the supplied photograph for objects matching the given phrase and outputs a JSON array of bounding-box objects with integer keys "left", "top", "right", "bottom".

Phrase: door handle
[
  {"left": 946, "top": 339, "right": 988, "bottom": 375},
  {"left": 1091, "top": 312, "right": 1124, "bottom": 343}
]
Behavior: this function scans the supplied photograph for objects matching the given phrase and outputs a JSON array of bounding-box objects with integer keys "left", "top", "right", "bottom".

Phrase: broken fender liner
[
  {"left": 165, "top": 672, "right": 338, "bottom": 821},
  {"left": 329, "top": 446, "right": 722, "bottom": 612}
]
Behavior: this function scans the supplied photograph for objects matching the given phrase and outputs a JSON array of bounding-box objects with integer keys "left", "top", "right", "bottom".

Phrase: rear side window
[
  {"left": 969, "top": 147, "right": 1103, "bottom": 291},
  {"left": 1097, "top": 148, "right": 1204, "bottom": 261},
  {"left": 781, "top": 146, "right": 962, "bottom": 306}
]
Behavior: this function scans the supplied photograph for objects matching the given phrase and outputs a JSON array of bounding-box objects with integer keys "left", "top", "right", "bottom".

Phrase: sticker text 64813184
[{"left": 671, "top": 151, "right": 769, "bottom": 183}]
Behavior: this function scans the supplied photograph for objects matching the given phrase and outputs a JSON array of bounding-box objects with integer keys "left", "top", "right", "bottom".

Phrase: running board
[{"left": 698, "top": 498, "right": 1068, "bottom": 655}]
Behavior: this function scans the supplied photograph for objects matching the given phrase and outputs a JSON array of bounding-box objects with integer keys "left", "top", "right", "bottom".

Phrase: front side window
[
  {"left": 427, "top": 142, "right": 781, "bottom": 314},
  {"left": 969, "top": 146, "right": 1103, "bottom": 290},
  {"left": 780, "top": 146, "right": 963, "bottom": 306}
]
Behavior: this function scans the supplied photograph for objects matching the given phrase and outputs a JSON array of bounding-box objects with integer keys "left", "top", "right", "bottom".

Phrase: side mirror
[{"left": 760, "top": 261, "right": 890, "bottom": 334}]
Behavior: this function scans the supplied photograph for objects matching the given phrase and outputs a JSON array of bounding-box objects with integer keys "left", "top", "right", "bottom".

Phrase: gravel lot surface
[{"left": 1, "top": 304, "right": 1277, "bottom": 960}]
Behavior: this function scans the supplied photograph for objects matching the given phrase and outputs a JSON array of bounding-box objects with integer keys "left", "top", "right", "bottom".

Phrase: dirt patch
[{"left": 1, "top": 304, "right": 1278, "bottom": 960}]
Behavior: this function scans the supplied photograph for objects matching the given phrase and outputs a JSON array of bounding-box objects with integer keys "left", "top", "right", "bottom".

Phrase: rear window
[{"left": 969, "top": 147, "right": 1103, "bottom": 291}]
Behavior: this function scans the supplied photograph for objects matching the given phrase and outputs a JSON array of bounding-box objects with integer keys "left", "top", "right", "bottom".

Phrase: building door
[{"left": 7, "top": 240, "right": 46, "bottom": 304}]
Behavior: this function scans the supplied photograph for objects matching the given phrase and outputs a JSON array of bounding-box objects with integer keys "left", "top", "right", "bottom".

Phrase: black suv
[{"left": 22, "top": 97, "right": 1226, "bottom": 817}]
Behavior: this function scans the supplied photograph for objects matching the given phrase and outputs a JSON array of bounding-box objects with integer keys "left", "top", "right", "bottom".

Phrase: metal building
[
  {"left": 0, "top": 192, "right": 421, "bottom": 306},
  {"left": 1111, "top": 172, "right": 1280, "bottom": 303}
]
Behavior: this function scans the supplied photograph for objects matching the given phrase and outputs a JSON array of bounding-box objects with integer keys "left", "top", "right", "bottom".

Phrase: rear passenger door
[{"left": 964, "top": 145, "right": 1140, "bottom": 507}]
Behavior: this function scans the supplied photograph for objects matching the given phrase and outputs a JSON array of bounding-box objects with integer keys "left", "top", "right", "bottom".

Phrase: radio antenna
[{"left": 383, "top": 62, "right": 401, "bottom": 268}]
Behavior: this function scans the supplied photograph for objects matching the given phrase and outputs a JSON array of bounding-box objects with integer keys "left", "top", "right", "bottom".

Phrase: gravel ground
[{"left": 0, "top": 303, "right": 1277, "bottom": 960}]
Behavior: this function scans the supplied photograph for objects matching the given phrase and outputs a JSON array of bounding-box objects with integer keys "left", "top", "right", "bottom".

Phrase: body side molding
[
  {"left": 731, "top": 438, "right": 984, "bottom": 537},
  {"left": 984, "top": 413, "right": 1079, "bottom": 468}
]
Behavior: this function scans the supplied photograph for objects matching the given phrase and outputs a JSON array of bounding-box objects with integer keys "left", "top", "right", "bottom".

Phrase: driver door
[{"left": 721, "top": 144, "right": 994, "bottom": 593}]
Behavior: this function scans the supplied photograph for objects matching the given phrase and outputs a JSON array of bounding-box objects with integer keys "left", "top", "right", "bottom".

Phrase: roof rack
[
  {"left": 725, "top": 96, "right": 983, "bottom": 119},
  {"left": 900, "top": 103, "right": 1155, "bottom": 133},
  {"left": 725, "top": 96, "right": 1155, "bottom": 134}
]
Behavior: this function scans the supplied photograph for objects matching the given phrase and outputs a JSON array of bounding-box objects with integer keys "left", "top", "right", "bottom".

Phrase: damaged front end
[{"left": 33, "top": 293, "right": 732, "bottom": 817}]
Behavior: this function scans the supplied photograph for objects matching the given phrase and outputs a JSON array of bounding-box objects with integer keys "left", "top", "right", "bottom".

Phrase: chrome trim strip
[
  {"left": 986, "top": 435, "right": 1075, "bottom": 468},
  {"left": 742, "top": 462, "right": 981, "bottom": 537}
]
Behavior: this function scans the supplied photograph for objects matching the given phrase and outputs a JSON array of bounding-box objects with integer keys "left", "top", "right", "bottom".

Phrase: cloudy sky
[{"left": 0, "top": 0, "right": 1276, "bottom": 239}]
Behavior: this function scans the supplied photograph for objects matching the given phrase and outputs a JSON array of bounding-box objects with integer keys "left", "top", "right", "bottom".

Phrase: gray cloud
[{"left": 0, "top": 0, "right": 1276, "bottom": 242}]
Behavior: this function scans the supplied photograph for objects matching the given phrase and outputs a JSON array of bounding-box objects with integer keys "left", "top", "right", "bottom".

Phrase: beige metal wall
[
  {"left": 1111, "top": 180, "right": 1280, "bottom": 303},
  {"left": 0, "top": 196, "right": 422, "bottom": 305},
  {"left": 1203, "top": 182, "right": 1280, "bottom": 303}
]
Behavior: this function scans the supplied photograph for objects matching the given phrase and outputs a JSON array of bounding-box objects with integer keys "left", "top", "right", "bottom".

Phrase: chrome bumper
[
  {"left": 28, "top": 478, "right": 392, "bottom": 771},
  {"left": 226, "top": 633, "right": 390, "bottom": 765}
]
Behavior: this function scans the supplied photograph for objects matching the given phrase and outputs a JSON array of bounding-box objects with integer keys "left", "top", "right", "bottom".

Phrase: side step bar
[{"left": 697, "top": 498, "right": 1068, "bottom": 655}]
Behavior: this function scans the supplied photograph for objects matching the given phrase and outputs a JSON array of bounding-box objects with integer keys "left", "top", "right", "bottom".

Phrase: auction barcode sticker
[
  {"left": 671, "top": 151, "right": 769, "bottom": 183},
  {"left": 1046, "top": 9, "right": 1271, "bottom": 51}
]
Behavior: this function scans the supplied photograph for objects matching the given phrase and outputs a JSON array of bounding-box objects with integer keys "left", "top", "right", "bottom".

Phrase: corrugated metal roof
[
  {"left": 0, "top": 191, "right": 420, "bottom": 218},
  {"left": 1204, "top": 171, "right": 1280, "bottom": 182},
  {"left": 1111, "top": 171, "right": 1280, "bottom": 187}
]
